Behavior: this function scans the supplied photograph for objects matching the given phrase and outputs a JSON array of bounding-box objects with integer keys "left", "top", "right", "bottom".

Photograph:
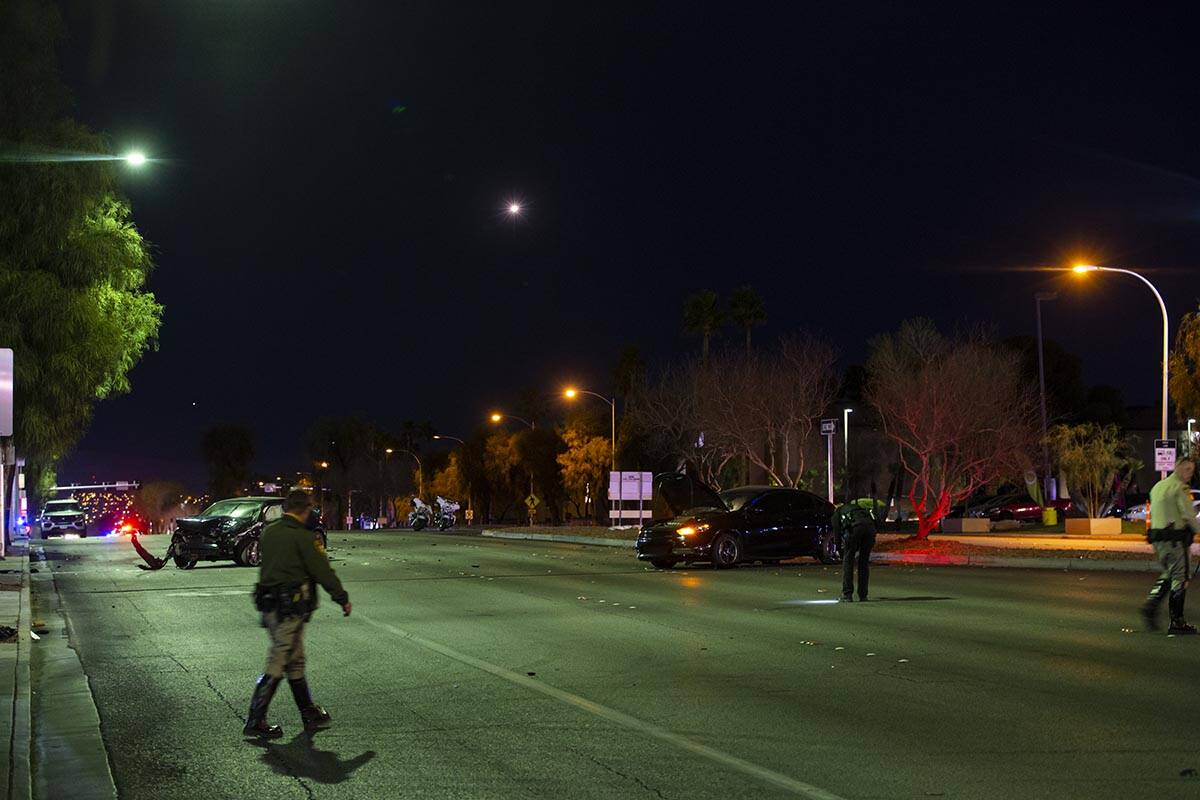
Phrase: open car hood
[{"left": 654, "top": 473, "right": 728, "bottom": 519}]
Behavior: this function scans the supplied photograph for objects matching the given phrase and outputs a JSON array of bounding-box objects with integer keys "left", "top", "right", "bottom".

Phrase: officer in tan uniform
[
  {"left": 244, "top": 491, "right": 350, "bottom": 738},
  {"left": 1141, "top": 459, "right": 1200, "bottom": 635}
]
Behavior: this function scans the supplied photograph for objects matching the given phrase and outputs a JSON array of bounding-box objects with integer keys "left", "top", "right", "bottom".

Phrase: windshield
[
  {"left": 44, "top": 501, "right": 82, "bottom": 513},
  {"left": 200, "top": 499, "right": 263, "bottom": 519},
  {"left": 719, "top": 490, "right": 760, "bottom": 512}
]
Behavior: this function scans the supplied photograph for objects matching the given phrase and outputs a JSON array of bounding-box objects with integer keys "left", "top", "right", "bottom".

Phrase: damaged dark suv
[
  {"left": 170, "top": 497, "right": 327, "bottom": 569},
  {"left": 635, "top": 474, "right": 840, "bottom": 569}
]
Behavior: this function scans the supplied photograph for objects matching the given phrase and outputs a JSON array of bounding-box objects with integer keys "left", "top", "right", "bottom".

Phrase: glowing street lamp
[
  {"left": 507, "top": 202, "right": 521, "bottom": 215},
  {"left": 489, "top": 412, "right": 534, "bottom": 430},
  {"left": 1071, "top": 263, "right": 1170, "bottom": 474},
  {"left": 124, "top": 151, "right": 147, "bottom": 167},
  {"left": 563, "top": 386, "right": 616, "bottom": 470},
  {"left": 433, "top": 434, "right": 466, "bottom": 445}
]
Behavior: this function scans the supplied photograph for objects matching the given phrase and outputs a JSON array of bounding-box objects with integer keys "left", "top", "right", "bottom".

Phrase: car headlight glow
[{"left": 677, "top": 524, "right": 709, "bottom": 537}]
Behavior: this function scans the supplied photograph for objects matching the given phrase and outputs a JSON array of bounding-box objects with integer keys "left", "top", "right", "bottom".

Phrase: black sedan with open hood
[{"left": 635, "top": 474, "right": 840, "bottom": 569}]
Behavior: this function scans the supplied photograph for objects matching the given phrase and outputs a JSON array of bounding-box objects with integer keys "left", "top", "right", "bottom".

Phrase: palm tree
[
  {"left": 729, "top": 285, "right": 767, "bottom": 356},
  {"left": 682, "top": 291, "right": 725, "bottom": 363}
]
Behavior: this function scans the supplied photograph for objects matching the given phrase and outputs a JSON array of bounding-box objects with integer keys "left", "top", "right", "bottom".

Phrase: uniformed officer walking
[
  {"left": 1141, "top": 459, "right": 1200, "bottom": 635},
  {"left": 836, "top": 501, "right": 877, "bottom": 602},
  {"left": 244, "top": 491, "right": 351, "bottom": 738}
]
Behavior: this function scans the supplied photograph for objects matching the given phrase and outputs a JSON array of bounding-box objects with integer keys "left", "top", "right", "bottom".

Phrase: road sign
[
  {"left": 820, "top": 418, "right": 836, "bottom": 436},
  {"left": 1155, "top": 439, "right": 1177, "bottom": 472},
  {"left": 525, "top": 494, "right": 541, "bottom": 511},
  {"left": 0, "top": 349, "right": 11, "bottom": 436}
]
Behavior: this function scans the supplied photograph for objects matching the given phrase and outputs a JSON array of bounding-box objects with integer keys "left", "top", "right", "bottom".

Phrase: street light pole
[
  {"left": 1188, "top": 419, "right": 1196, "bottom": 460},
  {"left": 1073, "top": 265, "right": 1170, "bottom": 475},
  {"left": 842, "top": 408, "right": 853, "bottom": 502},
  {"left": 563, "top": 388, "right": 616, "bottom": 470},
  {"left": 1035, "top": 291, "right": 1058, "bottom": 500}
]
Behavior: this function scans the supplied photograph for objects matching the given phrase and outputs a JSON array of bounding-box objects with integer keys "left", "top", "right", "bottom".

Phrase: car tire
[
  {"left": 237, "top": 538, "right": 261, "bottom": 568},
  {"left": 710, "top": 533, "right": 741, "bottom": 569},
  {"left": 173, "top": 554, "right": 197, "bottom": 570},
  {"left": 817, "top": 532, "right": 841, "bottom": 564},
  {"left": 649, "top": 559, "right": 677, "bottom": 569}
]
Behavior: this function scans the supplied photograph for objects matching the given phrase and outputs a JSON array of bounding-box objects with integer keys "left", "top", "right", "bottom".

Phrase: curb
[
  {"left": 481, "top": 530, "right": 634, "bottom": 548},
  {"left": 873, "top": 553, "right": 1156, "bottom": 572},
  {"left": 479, "top": 530, "right": 1159, "bottom": 572},
  {"left": 5, "top": 551, "right": 31, "bottom": 800}
]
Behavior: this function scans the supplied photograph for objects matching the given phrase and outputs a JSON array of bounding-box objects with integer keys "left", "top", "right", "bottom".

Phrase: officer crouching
[{"left": 244, "top": 491, "right": 351, "bottom": 738}]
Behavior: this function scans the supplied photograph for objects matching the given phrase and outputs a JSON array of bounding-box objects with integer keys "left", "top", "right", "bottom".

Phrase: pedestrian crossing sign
[{"left": 525, "top": 494, "right": 541, "bottom": 510}]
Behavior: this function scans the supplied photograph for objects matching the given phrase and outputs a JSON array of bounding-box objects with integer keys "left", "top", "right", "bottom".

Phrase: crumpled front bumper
[{"left": 634, "top": 530, "right": 710, "bottom": 561}]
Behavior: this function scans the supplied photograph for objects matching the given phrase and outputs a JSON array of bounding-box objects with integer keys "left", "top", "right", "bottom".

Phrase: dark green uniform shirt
[{"left": 259, "top": 514, "right": 348, "bottom": 605}]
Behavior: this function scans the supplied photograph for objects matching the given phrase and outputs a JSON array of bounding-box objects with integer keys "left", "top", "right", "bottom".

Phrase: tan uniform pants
[
  {"left": 263, "top": 611, "right": 307, "bottom": 680},
  {"left": 1152, "top": 540, "right": 1190, "bottom": 593}
]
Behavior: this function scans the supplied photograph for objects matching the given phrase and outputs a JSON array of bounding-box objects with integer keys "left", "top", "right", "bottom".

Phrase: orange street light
[
  {"left": 490, "top": 412, "right": 534, "bottom": 430},
  {"left": 1066, "top": 262, "right": 1169, "bottom": 473},
  {"left": 561, "top": 386, "right": 616, "bottom": 470}
]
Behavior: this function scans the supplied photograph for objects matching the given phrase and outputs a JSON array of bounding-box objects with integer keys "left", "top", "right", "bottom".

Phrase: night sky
[{"left": 56, "top": 2, "right": 1200, "bottom": 488}]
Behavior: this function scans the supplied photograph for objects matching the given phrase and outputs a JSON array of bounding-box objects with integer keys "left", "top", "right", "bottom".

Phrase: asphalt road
[{"left": 29, "top": 531, "right": 1200, "bottom": 800}]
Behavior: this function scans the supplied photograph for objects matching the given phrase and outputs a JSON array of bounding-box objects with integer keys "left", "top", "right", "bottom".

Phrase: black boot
[
  {"left": 288, "top": 677, "right": 332, "bottom": 732},
  {"left": 243, "top": 675, "right": 284, "bottom": 738},
  {"left": 1168, "top": 589, "right": 1197, "bottom": 635},
  {"left": 1141, "top": 578, "right": 1170, "bottom": 631}
]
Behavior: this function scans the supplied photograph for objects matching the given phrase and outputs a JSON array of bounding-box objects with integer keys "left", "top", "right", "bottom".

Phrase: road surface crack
[{"left": 565, "top": 745, "right": 667, "bottom": 799}]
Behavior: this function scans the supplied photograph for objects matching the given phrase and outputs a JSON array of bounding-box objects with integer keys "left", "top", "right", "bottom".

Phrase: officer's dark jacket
[{"left": 259, "top": 514, "right": 348, "bottom": 605}]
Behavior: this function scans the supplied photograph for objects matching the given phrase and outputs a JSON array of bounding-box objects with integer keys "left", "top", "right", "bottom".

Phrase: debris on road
[{"left": 0, "top": 625, "right": 16, "bottom": 641}]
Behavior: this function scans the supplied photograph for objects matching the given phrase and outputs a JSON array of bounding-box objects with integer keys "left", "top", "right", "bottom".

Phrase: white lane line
[
  {"left": 164, "top": 590, "right": 248, "bottom": 597},
  {"left": 359, "top": 614, "right": 846, "bottom": 800}
]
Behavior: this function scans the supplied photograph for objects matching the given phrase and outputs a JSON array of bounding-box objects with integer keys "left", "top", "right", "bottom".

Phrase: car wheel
[
  {"left": 649, "top": 559, "right": 677, "bottom": 569},
  {"left": 173, "top": 554, "right": 197, "bottom": 570},
  {"left": 817, "top": 532, "right": 841, "bottom": 564},
  {"left": 237, "top": 539, "right": 261, "bottom": 568},
  {"left": 710, "top": 533, "right": 740, "bottom": 569}
]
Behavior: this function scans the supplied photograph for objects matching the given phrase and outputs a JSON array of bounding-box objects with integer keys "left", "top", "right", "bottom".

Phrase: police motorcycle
[
  {"left": 434, "top": 496, "right": 460, "bottom": 531},
  {"left": 407, "top": 497, "right": 433, "bottom": 531}
]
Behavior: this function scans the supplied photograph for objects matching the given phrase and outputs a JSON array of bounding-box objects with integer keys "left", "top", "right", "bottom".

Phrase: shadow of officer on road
[{"left": 256, "top": 734, "right": 376, "bottom": 785}]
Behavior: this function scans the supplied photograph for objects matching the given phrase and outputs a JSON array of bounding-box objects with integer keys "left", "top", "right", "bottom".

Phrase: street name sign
[{"left": 1154, "top": 439, "right": 1177, "bottom": 472}]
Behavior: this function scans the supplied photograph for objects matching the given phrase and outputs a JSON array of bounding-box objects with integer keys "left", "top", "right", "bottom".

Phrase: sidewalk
[{"left": 1, "top": 546, "right": 31, "bottom": 800}]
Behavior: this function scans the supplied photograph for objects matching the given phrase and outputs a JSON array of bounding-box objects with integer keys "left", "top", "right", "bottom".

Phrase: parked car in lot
[
  {"left": 635, "top": 474, "right": 840, "bottom": 569},
  {"left": 170, "top": 496, "right": 327, "bottom": 569},
  {"left": 1123, "top": 490, "right": 1200, "bottom": 523},
  {"left": 963, "top": 493, "right": 1077, "bottom": 523},
  {"left": 39, "top": 498, "right": 88, "bottom": 537}
]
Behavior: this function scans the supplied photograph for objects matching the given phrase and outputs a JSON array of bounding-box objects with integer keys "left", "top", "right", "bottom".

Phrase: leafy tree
[
  {"left": 1081, "top": 384, "right": 1129, "bottom": 429},
  {"left": 0, "top": 2, "right": 162, "bottom": 493},
  {"left": 1003, "top": 336, "right": 1086, "bottom": 422},
  {"left": 558, "top": 425, "right": 611, "bottom": 518},
  {"left": 867, "top": 319, "right": 1038, "bottom": 538},
  {"left": 484, "top": 430, "right": 523, "bottom": 521},
  {"left": 514, "top": 427, "right": 567, "bottom": 524},
  {"left": 1170, "top": 307, "right": 1200, "bottom": 422},
  {"left": 200, "top": 425, "right": 254, "bottom": 499},
  {"left": 1047, "top": 423, "right": 1130, "bottom": 518},
  {"left": 426, "top": 453, "right": 467, "bottom": 502},
  {"left": 728, "top": 285, "right": 767, "bottom": 356},
  {"left": 682, "top": 290, "right": 724, "bottom": 363}
]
